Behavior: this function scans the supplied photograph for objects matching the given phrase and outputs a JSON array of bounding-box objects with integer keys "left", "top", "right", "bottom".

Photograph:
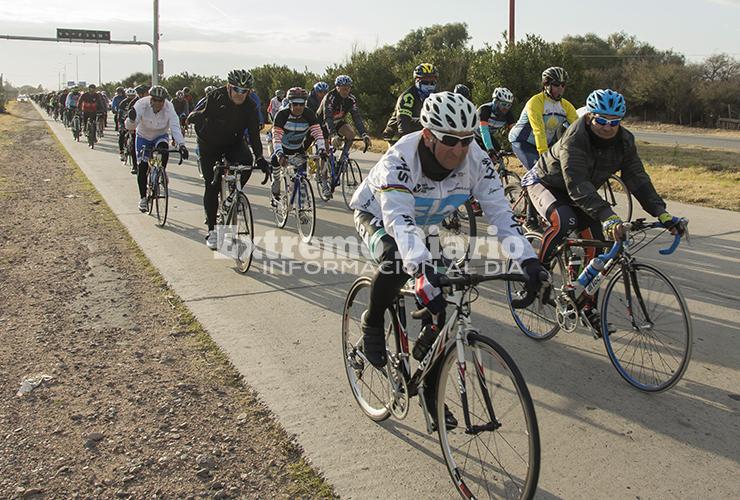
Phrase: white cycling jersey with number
[{"left": 349, "top": 131, "right": 536, "bottom": 271}]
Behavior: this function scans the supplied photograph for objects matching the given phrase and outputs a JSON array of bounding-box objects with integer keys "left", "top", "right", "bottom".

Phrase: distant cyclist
[
  {"left": 476, "top": 87, "right": 516, "bottom": 157},
  {"left": 117, "top": 87, "right": 138, "bottom": 164},
  {"left": 111, "top": 87, "right": 126, "bottom": 131},
  {"left": 307, "top": 82, "right": 329, "bottom": 113},
  {"left": 453, "top": 83, "right": 472, "bottom": 102},
  {"left": 267, "top": 90, "right": 285, "bottom": 124},
  {"left": 383, "top": 63, "right": 438, "bottom": 144}
]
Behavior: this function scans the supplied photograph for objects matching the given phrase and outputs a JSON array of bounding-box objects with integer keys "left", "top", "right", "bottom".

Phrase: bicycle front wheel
[
  {"left": 88, "top": 122, "right": 96, "bottom": 148},
  {"left": 341, "top": 277, "right": 393, "bottom": 422},
  {"left": 439, "top": 200, "right": 477, "bottom": 267},
  {"left": 437, "top": 333, "right": 540, "bottom": 500},
  {"left": 341, "top": 159, "right": 362, "bottom": 209},
  {"left": 296, "top": 177, "right": 316, "bottom": 243},
  {"left": 154, "top": 169, "right": 169, "bottom": 226},
  {"left": 228, "top": 192, "right": 255, "bottom": 273},
  {"left": 602, "top": 262, "right": 692, "bottom": 392},
  {"left": 273, "top": 175, "right": 289, "bottom": 229}
]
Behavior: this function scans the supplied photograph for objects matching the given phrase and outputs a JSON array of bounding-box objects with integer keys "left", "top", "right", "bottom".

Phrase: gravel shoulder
[{"left": 0, "top": 102, "right": 335, "bottom": 498}]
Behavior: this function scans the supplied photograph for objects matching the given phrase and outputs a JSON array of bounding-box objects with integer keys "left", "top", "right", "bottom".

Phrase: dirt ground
[{"left": 0, "top": 102, "right": 334, "bottom": 498}]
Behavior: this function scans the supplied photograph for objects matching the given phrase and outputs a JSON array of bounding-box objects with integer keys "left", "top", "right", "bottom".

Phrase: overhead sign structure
[{"left": 56, "top": 29, "right": 111, "bottom": 42}]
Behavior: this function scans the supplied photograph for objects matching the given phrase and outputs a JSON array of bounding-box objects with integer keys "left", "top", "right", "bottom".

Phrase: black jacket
[
  {"left": 383, "top": 85, "right": 424, "bottom": 141},
  {"left": 535, "top": 116, "right": 666, "bottom": 221},
  {"left": 188, "top": 87, "right": 263, "bottom": 156}
]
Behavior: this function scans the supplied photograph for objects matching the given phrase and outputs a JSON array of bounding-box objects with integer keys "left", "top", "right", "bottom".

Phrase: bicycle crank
[
  {"left": 555, "top": 294, "right": 579, "bottom": 333},
  {"left": 386, "top": 358, "right": 409, "bottom": 419}
]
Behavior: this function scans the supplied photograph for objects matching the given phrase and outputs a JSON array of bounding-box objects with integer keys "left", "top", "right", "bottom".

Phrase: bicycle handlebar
[
  {"left": 211, "top": 162, "right": 270, "bottom": 186},
  {"left": 138, "top": 147, "right": 184, "bottom": 165},
  {"left": 607, "top": 217, "right": 689, "bottom": 258}
]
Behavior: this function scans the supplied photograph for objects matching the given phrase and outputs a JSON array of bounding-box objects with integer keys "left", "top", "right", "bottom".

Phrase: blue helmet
[
  {"left": 334, "top": 75, "right": 353, "bottom": 87},
  {"left": 313, "top": 81, "right": 329, "bottom": 93},
  {"left": 586, "top": 89, "right": 626, "bottom": 117}
]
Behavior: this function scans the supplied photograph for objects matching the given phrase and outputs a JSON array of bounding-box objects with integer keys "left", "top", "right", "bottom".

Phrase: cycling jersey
[
  {"left": 65, "top": 93, "right": 80, "bottom": 109},
  {"left": 126, "top": 96, "right": 184, "bottom": 145},
  {"left": 306, "top": 90, "right": 323, "bottom": 113},
  {"left": 78, "top": 92, "right": 105, "bottom": 113},
  {"left": 316, "top": 89, "right": 367, "bottom": 137},
  {"left": 271, "top": 107, "right": 325, "bottom": 155},
  {"left": 477, "top": 103, "right": 515, "bottom": 151},
  {"left": 383, "top": 85, "right": 424, "bottom": 142},
  {"left": 508, "top": 92, "right": 578, "bottom": 153},
  {"left": 267, "top": 97, "right": 282, "bottom": 123},
  {"left": 172, "top": 97, "right": 190, "bottom": 117},
  {"left": 350, "top": 131, "right": 536, "bottom": 271},
  {"left": 111, "top": 94, "right": 125, "bottom": 113}
]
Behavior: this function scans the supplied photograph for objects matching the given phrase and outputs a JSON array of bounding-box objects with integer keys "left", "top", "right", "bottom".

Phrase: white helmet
[
  {"left": 492, "top": 87, "right": 514, "bottom": 104},
  {"left": 420, "top": 91, "right": 477, "bottom": 134}
]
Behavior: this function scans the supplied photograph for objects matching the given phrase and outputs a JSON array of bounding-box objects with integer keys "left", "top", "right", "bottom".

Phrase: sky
[{"left": 1, "top": 0, "right": 739, "bottom": 90}]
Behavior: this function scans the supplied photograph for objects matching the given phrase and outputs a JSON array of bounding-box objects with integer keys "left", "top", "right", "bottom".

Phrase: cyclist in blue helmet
[
  {"left": 307, "top": 81, "right": 329, "bottom": 113},
  {"left": 523, "top": 88, "right": 685, "bottom": 336}
]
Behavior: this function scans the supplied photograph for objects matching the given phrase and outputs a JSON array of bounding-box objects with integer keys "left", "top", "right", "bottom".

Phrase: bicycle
[
  {"left": 506, "top": 218, "right": 692, "bottom": 392},
  {"left": 96, "top": 112, "right": 105, "bottom": 138},
  {"left": 211, "top": 159, "right": 269, "bottom": 273},
  {"left": 71, "top": 112, "right": 82, "bottom": 142},
  {"left": 315, "top": 138, "right": 365, "bottom": 209},
  {"left": 142, "top": 146, "right": 183, "bottom": 227},
  {"left": 342, "top": 266, "right": 543, "bottom": 499},
  {"left": 272, "top": 153, "right": 316, "bottom": 243},
  {"left": 85, "top": 115, "right": 97, "bottom": 149}
]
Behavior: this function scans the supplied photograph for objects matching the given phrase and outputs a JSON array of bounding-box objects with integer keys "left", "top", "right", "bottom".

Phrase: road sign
[{"left": 56, "top": 29, "right": 110, "bottom": 42}]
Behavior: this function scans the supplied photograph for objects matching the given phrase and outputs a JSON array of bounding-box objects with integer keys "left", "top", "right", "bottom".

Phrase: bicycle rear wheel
[
  {"left": 506, "top": 233, "right": 564, "bottom": 340},
  {"left": 296, "top": 177, "right": 316, "bottom": 243},
  {"left": 601, "top": 175, "right": 633, "bottom": 222},
  {"left": 341, "top": 277, "right": 393, "bottom": 422},
  {"left": 341, "top": 159, "right": 363, "bottom": 209},
  {"left": 228, "top": 192, "right": 254, "bottom": 273},
  {"left": 436, "top": 333, "right": 540, "bottom": 500},
  {"left": 88, "top": 121, "right": 96, "bottom": 148},
  {"left": 154, "top": 169, "right": 169, "bottom": 226},
  {"left": 439, "top": 199, "right": 477, "bottom": 267},
  {"left": 601, "top": 262, "right": 692, "bottom": 392}
]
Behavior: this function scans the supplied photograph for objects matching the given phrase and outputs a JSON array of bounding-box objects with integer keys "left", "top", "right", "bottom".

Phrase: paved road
[
  {"left": 632, "top": 129, "right": 740, "bottom": 151},
  {"left": 36, "top": 105, "right": 740, "bottom": 499}
]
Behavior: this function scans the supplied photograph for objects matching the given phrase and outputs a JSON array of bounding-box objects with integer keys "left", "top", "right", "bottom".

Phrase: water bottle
[
  {"left": 574, "top": 257, "right": 605, "bottom": 296},
  {"left": 413, "top": 324, "right": 439, "bottom": 362}
]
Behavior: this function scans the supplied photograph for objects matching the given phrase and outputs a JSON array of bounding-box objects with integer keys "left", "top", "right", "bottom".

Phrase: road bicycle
[
  {"left": 506, "top": 218, "right": 692, "bottom": 392},
  {"left": 272, "top": 153, "right": 316, "bottom": 243},
  {"left": 71, "top": 112, "right": 82, "bottom": 142},
  {"left": 96, "top": 111, "right": 106, "bottom": 138},
  {"left": 342, "top": 266, "right": 543, "bottom": 499},
  {"left": 211, "top": 159, "right": 269, "bottom": 273},
  {"left": 84, "top": 114, "right": 97, "bottom": 149},
  {"left": 314, "top": 139, "right": 365, "bottom": 209},
  {"left": 142, "top": 146, "right": 183, "bottom": 227}
]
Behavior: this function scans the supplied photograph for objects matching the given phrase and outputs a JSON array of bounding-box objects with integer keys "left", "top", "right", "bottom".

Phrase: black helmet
[
  {"left": 149, "top": 85, "right": 169, "bottom": 100},
  {"left": 453, "top": 84, "right": 472, "bottom": 101},
  {"left": 227, "top": 69, "right": 255, "bottom": 88},
  {"left": 134, "top": 84, "right": 149, "bottom": 96},
  {"left": 542, "top": 66, "right": 568, "bottom": 86}
]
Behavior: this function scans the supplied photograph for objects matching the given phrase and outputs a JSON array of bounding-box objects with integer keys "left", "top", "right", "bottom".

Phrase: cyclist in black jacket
[
  {"left": 383, "top": 63, "right": 438, "bottom": 144},
  {"left": 187, "top": 69, "right": 270, "bottom": 250},
  {"left": 316, "top": 75, "right": 371, "bottom": 160}
]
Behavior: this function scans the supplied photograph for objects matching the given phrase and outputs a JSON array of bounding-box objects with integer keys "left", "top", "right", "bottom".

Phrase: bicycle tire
[
  {"left": 506, "top": 232, "right": 564, "bottom": 340},
  {"left": 154, "top": 169, "right": 169, "bottom": 227},
  {"left": 341, "top": 277, "right": 393, "bottom": 422},
  {"left": 601, "top": 262, "right": 692, "bottom": 392},
  {"left": 228, "top": 192, "right": 255, "bottom": 273},
  {"left": 436, "top": 333, "right": 540, "bottom": 500},
  {"left": 88, "top": 121, "right": 96, "bottom": 149},
  {"left": 273, "top": 175, "right": 290, "bottom": 229},
  {"left": 602, "top": 175, "right": 633, "bottom": 222},
  {"left": 439, "top": 199, "right": 477, "bottom": 267},
  {"left": 341, "top": 159, "right": 363, "bottom": 209},
  {"left": 315, "top": 159, "right": 331, "bottom": 202},
  {"left": 296, "top": 176, "right": 316, "bottom": 243}
]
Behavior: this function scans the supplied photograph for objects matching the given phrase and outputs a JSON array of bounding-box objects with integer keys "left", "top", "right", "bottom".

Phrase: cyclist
[
  {"left": 57, "top": 89, "right": 70, "bottom": 124},
  {"left": 77, "top": 84, "right": 106, "bottom": 140},
  {"left": 172, "top": 90, "right": 190, "bottom": 130},
  {"left": 182, "top": 86, "right": 194, "bottom": 110},
  {"left": 453, "top": 83, "right": 472, "bottom": 102},
  {"left": 111, "top": 87, "right": 126, "bottom": 131},
  {"left": 64, "top": 88, "right": 81, "bottom": 125},
  {"left": 476, "top": 87, "right": 516, "bottom": 156},
  {"left": 117, "top": 87, "right": 138, "bottom": 165},
  {"left": 267, "top": 89, "right": 285, "bottom": 124},
  {"left": 350, "top": 91, "right": 546, "bottom": 369},
  {"left": 524, "top": 89, "right": 684, "bottom": 335},
  {"left": 510, "top": 67, "right": 579, "bottom": 231},
  {"left": 307, "top": 81, "right": 329, "bottom": 113},
  {"left": 269, "top": 87, "right": 326, "bottom": 202},
  {"left": 125, "top": 85, "right": 188, "bottom": 213},
  {"left": 382, "top": 64, "right": 438, "bottom": 145},
  {"left": 186, "top": 69, "right": 270, "bottom": 250}
]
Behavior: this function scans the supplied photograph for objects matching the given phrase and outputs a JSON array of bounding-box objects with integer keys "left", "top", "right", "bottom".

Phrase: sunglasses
[
  {"left": 593, "top": 115, "right": 622, "bottom": 127},
  {"left": 418, "top": 79, "right": 437, "bottom": 86},
  {"left": 549, "top": 82, "right": 566, "bottom": 88},
  {"left": 430, "top": 129, "right": 475, "bottom": 147},
  {"left": 230, "top": 85, "right": 250, "bottom": 94}
]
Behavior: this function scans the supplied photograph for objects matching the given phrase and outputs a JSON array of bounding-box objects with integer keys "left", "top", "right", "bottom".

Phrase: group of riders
[{"left": 34, "top": 63, "right": 686, "bottom": 360}]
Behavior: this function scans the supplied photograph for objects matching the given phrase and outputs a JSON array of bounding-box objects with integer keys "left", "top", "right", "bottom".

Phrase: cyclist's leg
[
  {"left": 528, "top": 183, "right": 577, "bottom": 266},
  {"left": 154, "top": 136, "right": 170, "bottom": 167},
  {"left": 199, "top": 146, "right": 221, "bottom": 231},
  {"left": 337, "top": 123, "right": 355, "bottom": 159},
  {"left": 270, "top": 155, "right": 282, "bottom": 198},
  {"left": 135, "top": 135, "right": 154, "bottom": 200},
  {"left": 225, "top": 140, "right": 253, "bottom": 185},
  {"left": 511, "top": 141, "right": 541, "bottom": 225}
]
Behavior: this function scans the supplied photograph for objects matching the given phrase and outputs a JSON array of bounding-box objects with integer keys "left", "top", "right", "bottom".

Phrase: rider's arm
[
  {"left": 322, "top": 93, "right": 337, "bottom": 135},
  {"left": 348, "top": 95, "right": 368, "bottom": 137},
  {"left": 243, "top": 100, "right": 264, "bottom": 159},
  {"left": 619, "top": 132, "right": 667, "bottom": 217},
  {"left": 396, "top": 92, "right": 416, "bottom": 137},
  {"left": 187, "top": 92, "right": 211, "bottom": 126},
  {"left": 562, "top": 98, "right": 579, "bottom": 127},
  {"left": 124, "top": 100, "right": 142, "bottom": 132},
  {"left": 271, "top": 109, "right": 287, "bottom": 155},
  {"left": 526, "top": 94, "right": 549, "bottom": 154},
  {"left": 471, "top": 153, "right": 538, "bottom": 263},
  {"left": 478, "top": 105, "right": 495, "bottom": 151},
  {"left": 166, "top": 102, "right": 185, "bottom": 145},
  {"left": 305, "top": 109, "right": 325, "bottom": 151}
]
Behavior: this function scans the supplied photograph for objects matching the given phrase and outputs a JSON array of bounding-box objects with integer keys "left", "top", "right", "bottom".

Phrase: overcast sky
[{"left": 2, "top": 0, "right": 739, "bottom": 90}]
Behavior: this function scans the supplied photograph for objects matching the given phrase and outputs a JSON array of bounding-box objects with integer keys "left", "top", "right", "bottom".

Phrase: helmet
[
  {"left": 183, "top": 87, "right": 191, "bottom": 94},
  {"left": 286, "top": 87, "right": 308, "bottom": 103},
  {"left": 492, "top": 87, "right": 514, "bottom": 104},
  {"left": 175, "top": 90, "right": 184, "bottom": 98},
  {"left": 134, "top": 84, "right": 149, "bottom": 96},
  {"left": 227, "top": 69, "right": 255, "bottom": 88},
  {"left": 125, "top": 87, "right": 136, "bottom": 96},
  {"left": 585, "top": 89, "right": 626, "bottom": 118},
  {"left": 275, "top": 89, "right": 285, "bottom": 99},
  {"left": 334, "top": 75, "right": 353, "bottom": 87},
  {"left": 313, "top": 81, "right": 329, "bottom": 93},
  {"left": 116, "top": 86, "right": 124, "bottom": 93},
  {"left": 204, "top": 86, "right": 217, "bottom": 95},
  {"left": 453, "top": 84, "right": 471, "bottom": 101},
  {"left": 149, "top": 85, "right": 169, "bottom": 100},
  {"left": 420, "top": 91, "right": 477, "bottom": 134},
  {"left": 88, "top": 84, "right": 96, "bottom": 89},
  {"left": 542, "top": 66, "right": 568, "bottom": 86},
  {"left": 414, "top": 63, "right": 438, "bottom": 79}
]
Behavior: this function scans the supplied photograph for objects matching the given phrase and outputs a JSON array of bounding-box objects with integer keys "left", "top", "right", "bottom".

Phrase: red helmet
[{"left": 286, "top": 87, "right": 308, "bottom": 103}]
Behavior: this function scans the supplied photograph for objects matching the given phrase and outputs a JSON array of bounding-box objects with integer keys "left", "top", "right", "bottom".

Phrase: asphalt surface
[
  {"left": 35, "top": 105, "right": 740, "bottom": 499},
  {"left": 632, "top": 129, "right": 740, "bottom": 151}
]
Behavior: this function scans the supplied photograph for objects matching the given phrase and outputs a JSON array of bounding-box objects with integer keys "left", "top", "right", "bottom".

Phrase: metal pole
[
  {"left": 76, "top": 55, "right": 79, "bottom": 83},
  {"left": 98, "top": 44, "right": 101, "bottom": 86},
  {"left": 153, "top": 0, "right": 159, "bottom": 85},
  {"left": 509, "top": 0, "right": 515, "bottom": 46}
]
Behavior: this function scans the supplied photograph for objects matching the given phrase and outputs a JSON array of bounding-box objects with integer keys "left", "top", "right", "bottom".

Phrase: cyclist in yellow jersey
[{"left": 509, "top": 66, "right": 578, "bottom": 230}]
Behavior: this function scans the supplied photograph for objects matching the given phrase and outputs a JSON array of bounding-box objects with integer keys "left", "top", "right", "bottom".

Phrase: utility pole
[
  {"left": 98, "top": 44, "right": 101, "bottom": 86},
  {"left": 508, "top": 0, "right": 515, "bottom": 46},
  {"left": 153, "top": 0, "right": 159, "bottom": 85},
  {"left": 76, "top": 55, "right": 79, "bottom": 83}
]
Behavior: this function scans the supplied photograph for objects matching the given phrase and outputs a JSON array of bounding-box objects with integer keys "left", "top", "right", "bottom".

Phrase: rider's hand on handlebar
[
  {"left": 602, "top": 215, "right": 625, "bottom": 241},
  {"left": 255, "top": 156, "right": 270, "bottom": 174},
  {"left": 362, "top": 134, "right": 371, "bottom": 153},
  {"left": 658, "top": 212, "right": 686, "bottom": 236},
  {"left": 486, "top": 148, "right": 499, "bottom": 161},
  {"left": 178, "top": 144, "right": 189, "bottom": 160},
  {"left": 277, "top": 152, "right": 288, "bottom": 167},
  {"left": 521, "top": 258, "right": 549, "bottom": 294},
  {"left": 414, "top": 263, "right": 446, "bottom": 315},
  {"left": 128, "top": 108, "right": 137, "bottom": 121}
]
